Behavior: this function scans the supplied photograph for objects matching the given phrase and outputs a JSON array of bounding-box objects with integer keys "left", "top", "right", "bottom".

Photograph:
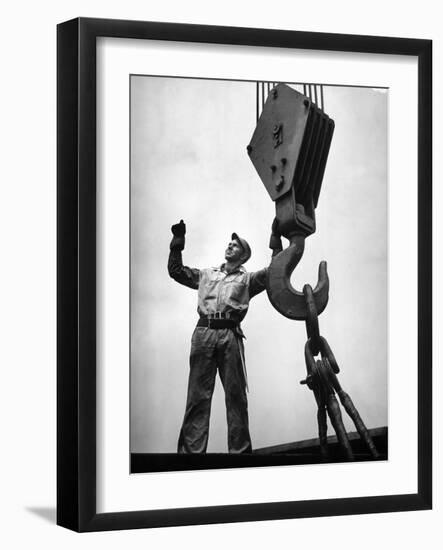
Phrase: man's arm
[
  {"left": 168, "top": 220, "right": 200, "bottom": 290},
  {"left": 168, "top": 249, "right": 200, "bottom": 290},
  {"left": 249, "top": 267, "right": 267, "bottom": 298},
  {"left": 249, "top": 218, "right": 283, "bottom": 298}
]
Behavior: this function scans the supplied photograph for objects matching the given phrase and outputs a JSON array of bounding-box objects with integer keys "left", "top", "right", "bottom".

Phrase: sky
[{"left": 130, "top": 75, "right": 387, "bottom": 453}]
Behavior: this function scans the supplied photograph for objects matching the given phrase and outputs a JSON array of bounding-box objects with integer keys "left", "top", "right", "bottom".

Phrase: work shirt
[{"left": 168, "top": 248, "right": 267, "bottom": 321}]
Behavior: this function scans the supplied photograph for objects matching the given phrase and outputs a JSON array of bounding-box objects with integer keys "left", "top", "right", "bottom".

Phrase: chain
[
  {"left": 299, "top": 283, "right": 380, "bottom": 461},
  {"left": 301, "top": 284, "right": 339, "bottom": 375}
]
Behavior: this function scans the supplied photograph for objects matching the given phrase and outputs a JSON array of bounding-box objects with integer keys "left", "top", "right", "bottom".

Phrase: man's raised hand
[
  {"left": 171, "top": 219, "right": 186, "bottom": 237},
  {"left": 269, "top": 217, "right": 283, "bottom": 254},
  {"left": 170, "top": 220, "right": 186, "bottom": 251}
]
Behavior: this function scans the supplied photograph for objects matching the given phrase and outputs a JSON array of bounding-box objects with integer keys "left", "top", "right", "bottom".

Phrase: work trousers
[{"left": 177, "top": 326, "right": 252, "bottom": 453}]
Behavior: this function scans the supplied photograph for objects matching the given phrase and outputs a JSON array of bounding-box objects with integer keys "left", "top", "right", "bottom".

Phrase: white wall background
[{"left": 0, "top": 0, "right": 440, "bottom": 548}]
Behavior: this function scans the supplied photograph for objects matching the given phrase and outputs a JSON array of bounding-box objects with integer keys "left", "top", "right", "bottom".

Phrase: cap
[{"left": 231, "top": 232, "right": 252, "bottom": 263}]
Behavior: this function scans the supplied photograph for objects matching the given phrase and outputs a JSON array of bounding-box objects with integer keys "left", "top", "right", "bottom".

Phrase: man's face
[{"left": 225, "top": 240, "right": 244, "bottom": 263}]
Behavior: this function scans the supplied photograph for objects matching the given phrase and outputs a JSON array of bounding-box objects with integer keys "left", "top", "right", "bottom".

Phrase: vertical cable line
[
  {"left": 255, "top": 81, "right": 326, "bottom": 119},
  {"left": 256, "top": 81, "right": 259, "bottom": 122}
]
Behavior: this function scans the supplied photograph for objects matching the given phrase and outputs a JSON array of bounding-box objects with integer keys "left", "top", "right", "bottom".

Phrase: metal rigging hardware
[
  {"left": 248, "top": 83, "right": 334, "bottom": 320},
  {"left": 300, "top": 285, "right": 380, "bottom": 460},
  {"left": 248, "top": 83, "right": 379, "bottom": 459}
]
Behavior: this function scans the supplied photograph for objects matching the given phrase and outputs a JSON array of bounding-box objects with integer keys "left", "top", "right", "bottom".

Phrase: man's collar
[{"left": 216, "top": 263, "right": 246, "bottom": 274}]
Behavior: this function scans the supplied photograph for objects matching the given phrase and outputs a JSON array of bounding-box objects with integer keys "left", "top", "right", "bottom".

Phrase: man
[{"left": 168, "top": 219, "right": 282, "bottom": 454}]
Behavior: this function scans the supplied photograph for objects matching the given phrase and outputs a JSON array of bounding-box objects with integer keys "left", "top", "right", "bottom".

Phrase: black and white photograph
[
  {"left": 0, "top": 0, "right": 437, "bottom": 543},
  {"left": 130, "top": 75, "right": 388, "bottom": 470}
]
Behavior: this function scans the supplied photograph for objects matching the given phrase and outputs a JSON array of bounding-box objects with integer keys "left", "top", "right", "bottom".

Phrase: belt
[{"left": 197, "top": 317, "right": 239, "bottom": 330}]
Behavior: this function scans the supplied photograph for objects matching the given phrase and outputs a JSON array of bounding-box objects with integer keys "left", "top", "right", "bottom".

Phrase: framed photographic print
[{"left": 57, "top": 17, "right": 432, "bottom": 531}]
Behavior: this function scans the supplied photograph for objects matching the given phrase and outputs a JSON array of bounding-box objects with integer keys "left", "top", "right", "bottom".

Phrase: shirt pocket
[{"left": 225, "top": 280, "right": 249, "bottom": 305}]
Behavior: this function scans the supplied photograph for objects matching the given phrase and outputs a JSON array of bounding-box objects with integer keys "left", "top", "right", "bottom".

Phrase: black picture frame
[{"left": 57, "top": 17, "right": 432, "bottom": 532}]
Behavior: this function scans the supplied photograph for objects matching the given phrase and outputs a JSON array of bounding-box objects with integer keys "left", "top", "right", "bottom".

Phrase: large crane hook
[
  {"left": 247, "top": 83, "right": 334, "bottom": 320},
  {"left": 266, "top": 235, "right": 329, "bottom": 320}
]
